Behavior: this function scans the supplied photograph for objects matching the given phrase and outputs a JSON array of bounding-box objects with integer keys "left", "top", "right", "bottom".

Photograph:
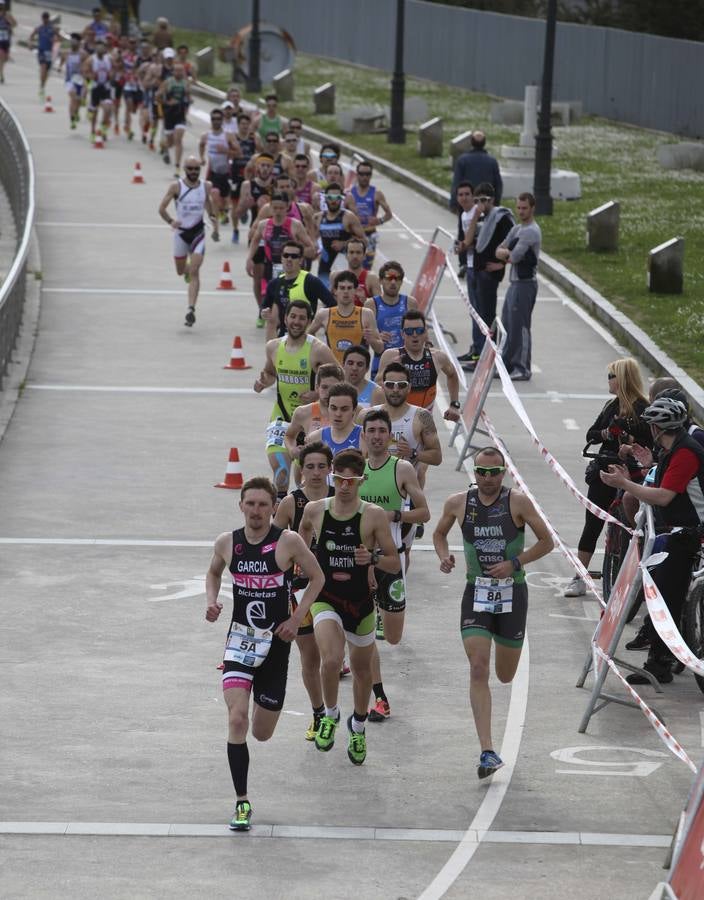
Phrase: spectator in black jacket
[
  {"left": 564, "top": 358, "right": 651, "bottom": 597},
  {"left": 450, "top": 131, "right": 502, "bottom": 210}
]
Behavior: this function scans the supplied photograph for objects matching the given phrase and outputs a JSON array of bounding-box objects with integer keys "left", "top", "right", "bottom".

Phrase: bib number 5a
[
  {"left": 224, "top": 621, "right": 273, "bottom": 667},
  {"left": 474, "top": 576, "right": 514, "bottom": 614}
]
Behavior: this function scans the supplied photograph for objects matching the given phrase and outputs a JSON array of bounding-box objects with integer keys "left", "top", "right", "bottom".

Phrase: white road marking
[
  {"left": 582, "top": 600, "right": 601, "bottom": 621},
  {"left": 563, "top": 418, "right": 580, "bottom": 431},
  {"left": 0, "top": 538, "right": 464, "bottom": 550},
  {"left": 42, "top": 288, "right": 250, "bottom": 296},
  {"left": 38, "top": 222, "right": 164, "bottom": 229},
  {"left": 27, "top": 385, "right": 257, "bottom": 395},
  {"left": 0, "top": 821, "right": 670, "bottom": 845}
]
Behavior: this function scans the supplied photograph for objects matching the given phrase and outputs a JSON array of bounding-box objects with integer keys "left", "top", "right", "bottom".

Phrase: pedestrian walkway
[{"left": 0, "top": 5, "right": 701, "bottom": 900}]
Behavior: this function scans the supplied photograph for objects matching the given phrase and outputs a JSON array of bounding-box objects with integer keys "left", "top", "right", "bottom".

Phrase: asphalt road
[{"left": 1, "top": 5, "right": 702, "bottom": 899}]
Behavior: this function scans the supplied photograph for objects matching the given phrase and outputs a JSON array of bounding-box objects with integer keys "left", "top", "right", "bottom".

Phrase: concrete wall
[{"left": 48, "top": 0, "right": 704, "bottom": 137}]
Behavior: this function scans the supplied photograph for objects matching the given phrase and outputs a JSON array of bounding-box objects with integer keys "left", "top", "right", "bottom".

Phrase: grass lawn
[{"left": 177, "top": 27, "right": 704, "bottom": 384}]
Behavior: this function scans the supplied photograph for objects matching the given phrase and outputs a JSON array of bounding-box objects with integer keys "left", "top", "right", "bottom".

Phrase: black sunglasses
[{"left": 282, "top": 252, "right": 301, "bottom": 259}]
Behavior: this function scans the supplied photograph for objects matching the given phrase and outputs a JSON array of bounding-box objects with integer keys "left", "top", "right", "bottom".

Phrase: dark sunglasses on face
[
  {"left": 474, "top": 465, "right": 506, "bottom": 476},
  {"left": 403, "top": 326, "right": 425, "bottom": 336},
  {"left": 185, "top": 167, "right": 200, "bottom": 172},
  {"left": 281, "top": 252, "right": 301, "bottom": 259}
]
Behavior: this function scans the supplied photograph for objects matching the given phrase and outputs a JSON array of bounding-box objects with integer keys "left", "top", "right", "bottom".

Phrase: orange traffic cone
[
  {"left": 223, "top": 336, "right": 252, "bottom": 370},
  {"left": 216, "top": 261, "right": 235, "bottom": 290},
  {"left": 131, "top": 162, "right": 145, "bottom": 184},
  {"left": 214, "top": 447, "right": 244, "bottom": 489},
  {"left": 94, "top": 131, "right": 104, "bottom": 149},
  {"left": 44, "top": 95, "right": 54, "bottom": 113}
]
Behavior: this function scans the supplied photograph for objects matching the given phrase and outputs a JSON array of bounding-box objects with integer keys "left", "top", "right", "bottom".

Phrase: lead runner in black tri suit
[{"left": 206, "top": 476, "right": 324, "bottom": 832}]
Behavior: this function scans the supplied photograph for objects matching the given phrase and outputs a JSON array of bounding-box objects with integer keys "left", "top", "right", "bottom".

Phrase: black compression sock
[
  {"left": 372, "top": 682, "right": 388, "bottom": 703},
  {"left": 227, "top": 741, "right": 249, "bottom": 797}
]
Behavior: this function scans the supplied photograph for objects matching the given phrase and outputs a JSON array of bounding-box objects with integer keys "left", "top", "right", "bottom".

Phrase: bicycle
[{"left": 681, "top": 532, "right": 704, "bottom": 695}]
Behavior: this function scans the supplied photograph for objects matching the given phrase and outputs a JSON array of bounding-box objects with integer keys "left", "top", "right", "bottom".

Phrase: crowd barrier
[{"left": 0, "top": 98, "right": 36, "bottom": 392}]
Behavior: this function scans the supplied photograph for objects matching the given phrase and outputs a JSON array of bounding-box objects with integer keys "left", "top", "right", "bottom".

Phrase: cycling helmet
[
  {"left": 656, "top": 387, "right": 690, "bottom": 416},
  {"left": 641, "top": 397, "right": 688, "bottom": 430}
]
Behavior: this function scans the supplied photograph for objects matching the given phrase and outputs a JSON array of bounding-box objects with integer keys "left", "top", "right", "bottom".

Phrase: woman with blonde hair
[{"left": 564, "top": 357, "right": 652, "bottom": 597}]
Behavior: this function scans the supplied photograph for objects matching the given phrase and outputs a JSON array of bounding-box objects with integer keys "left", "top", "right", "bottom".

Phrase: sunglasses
[
  {"left": 383, "top": 380, "right": 409, "bottom": 390},
  {"left": 476, "top": 196, "right": 492, "bottom": 203},
  {"left": 294, "top": 163, "right": 308, "bottom": 168},
  {"left": 332, "top": 474, "right": 366, "bottom": 486},
  {"left": 326, "top": 194, "right": 342, "bottom": 201},
  {"left": 403, "top": 326, "right": 425, "bottom": 336},
  {"left": 321, "top": 152, "right": 337, "bottom": 159},
  {"left": 357, "top": 170, "right": 372, "bottom": 177},
  {"left": 383, "top": 273, "right": 401, "bottom": 281},
  {"left": 266, "top": 138, "right": 279, "bottom": 143},
  {"left": 474, "top": 466, "right": 506, "bottom": 476},
  {"left": 185, "top": 167, "right": 200, "bottom": 172},
  {"left": 607, "top": 373, "right": 616, "bottom": 379},
  {"left": 281, "top": 252, "right": 301, "bottom": 259}
]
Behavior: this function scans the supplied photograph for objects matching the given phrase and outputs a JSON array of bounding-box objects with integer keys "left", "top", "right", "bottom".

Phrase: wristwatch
[
  {"left": 511, "top": 556, "right": 522, "bottom": 572},
  {"left": 371, "top": 549, "right": 381, "bottom": 565},
  {"left": 409, "top": 448, "right": 418, "bottom": 463},
  {"left": 450, "top": 400, "right": 461, "bottom": 409},
  {"left": 393, "top": 510, "right": 402, "bottom": 523}
]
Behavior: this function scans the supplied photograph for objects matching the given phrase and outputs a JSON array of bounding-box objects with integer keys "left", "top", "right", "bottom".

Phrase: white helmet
[{"left": 642, "top": 397, "right": 688, "bottom": 431}]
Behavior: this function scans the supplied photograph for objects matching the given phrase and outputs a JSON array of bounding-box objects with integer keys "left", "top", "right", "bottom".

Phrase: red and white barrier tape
[
  {"left": 482, "top": 412, "right": 604, "bottom": 605},
  {"left": 593, "top": 645, "right": 697, "bottom": 773},
  {"left": 641, "top": 565, "right": 704, "bottom": 679}
]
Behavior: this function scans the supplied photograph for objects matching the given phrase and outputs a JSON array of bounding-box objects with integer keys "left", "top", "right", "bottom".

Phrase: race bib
[
  {"left": 473, "top": 576, "right": 513, "bottom": 614},
  {"left": 71, "top": 73, "right": 84, "bottom": 86},
  {"left": 271, "top": 263, "right": 283, "bottom": 280},
  {"left": 266, "top": 418, "right": 287, "bottom": 449},
  {"left": 224, "top": 621, "right": 273, "bottom": 667}
]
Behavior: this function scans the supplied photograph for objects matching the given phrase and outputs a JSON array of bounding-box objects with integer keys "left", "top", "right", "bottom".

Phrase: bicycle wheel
[
  {"left": 602, "top": 519, "right": 629, "bottom": 602},
  {"left": 682, "top": 578, "right": 704, "bottom": 695}
]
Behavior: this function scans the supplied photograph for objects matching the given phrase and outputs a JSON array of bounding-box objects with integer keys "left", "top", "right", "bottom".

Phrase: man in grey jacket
[
  {"left": 496, "top": 193, "right": 541, "bottom": 381},
  {"left": 450, "top": 131, "right": 502, "bottom": 210}
]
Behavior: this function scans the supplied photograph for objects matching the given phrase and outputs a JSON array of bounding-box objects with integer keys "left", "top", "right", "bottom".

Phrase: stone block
[
  {"left": 314, "top": 82, "right": 335, "bottom": 115},
  {"left": 272, "top": 68, "right": 294, "bottom": 102},
  {"left": 490, "top": 100, "right": 524, "bottom": 125},
  {"left": 404, "top": 96, "right": 429, "bottom": 124},
  {"left": 418, "top": 117, "right": 443, "bottom": 157},
  {"left": 450, "top": 130, "right": 474, "bottom": 163},
  {"left": 195, "top": 46, "right": 214, "bottom": 77},
  {"left": 587, "top": 200, "right": 619, "bottom": 252},
  {"left": 657, "top": 142, "right": 704, "bottom": 171},
  {"left": 648, "top": 237, "right": 684, "bottom": 294},
  {"left": 337, "top": 105, "right": 387, "bottom": 134}
]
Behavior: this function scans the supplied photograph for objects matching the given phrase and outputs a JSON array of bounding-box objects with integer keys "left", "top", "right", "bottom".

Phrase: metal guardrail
[{"left": 0, "top": 98, "right": 36, "bottom": 391}]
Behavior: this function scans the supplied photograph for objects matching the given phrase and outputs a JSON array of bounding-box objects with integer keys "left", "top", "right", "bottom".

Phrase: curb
[
  {"left": 192, "top": 80, "right": 704, "bottom": 420},
  {"left": 0, "top": 230, "right": 43, "bottom": 446}
]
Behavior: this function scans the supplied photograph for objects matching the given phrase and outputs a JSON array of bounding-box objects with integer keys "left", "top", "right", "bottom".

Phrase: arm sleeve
[
  {"left": 585, "top": 401, "right": 617, "bottom": 444},
  {"left": 660, "top": 448, "right": 700, "bottom": 493}
]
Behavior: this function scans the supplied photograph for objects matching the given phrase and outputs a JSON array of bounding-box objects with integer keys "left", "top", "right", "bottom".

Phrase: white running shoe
[{"left": 564, "top": 575, "right": 587, "bottom": 597}]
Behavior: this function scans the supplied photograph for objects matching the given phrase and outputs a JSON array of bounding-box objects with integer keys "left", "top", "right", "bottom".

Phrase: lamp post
[
  {"left": 245, "top": 0, "right": 262, "bottom": 94},
  {"left": 533, "top": 0, "right": 557, "bottom": 216},
  {"left": 388, "top": 0, "right": 406, "bottom": 144}
]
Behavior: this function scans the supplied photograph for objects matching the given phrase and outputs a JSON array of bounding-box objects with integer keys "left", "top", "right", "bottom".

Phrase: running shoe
[
  {"left": 162, "top": 149, "right": 170, "bottom": 165},
  {"left": 305, "top": 710, "right": 324, "bottom": 741},
  {"left": 212, "top": 230, "right": 220, "bottom": 243},
  {"left": 415, "top": 524, "right": 425, "bottom": 539},
  {"left": 184, "top": 271, "right": 191, "bottom": 284},
  {"left": 142, "top": 133, "right": 147, "bottom": 145},
  {"left": 339, "top": 659, "right": 351, "bottom": 677},
  {"left": 70, "top": 118, "right": 76, "bottom": 130},
  {"left": 90, "top": 132, "right": 96, "bottom": 144},
  {"left": 368, "top": 698, "right": 390, "bottom": 722},
  {"left": 315, "top": 713, "right": 339, "bottom": 752},
  {"left": 375, "top": 611, "right": 385, "bottom": 641},
  {"left": 564, "top": 575, "right": 586, "bottom": 597},
  {"left": 220, "top": 211, "right": 229, "bottom": 225},
  {"left": 184, "top": 306, "right": 196, "bottom": 327},
  {"left": 148, "top": 141, "right": 155, "bottom": 151},
  {"left": 239, "top": 213, "right": 248, "bottom": 225},
  {"left": 256, "top": 316, "right": 265, "bottom": 329},
  {"left": 127, "top": 130, "right": 134, "bottom": 141},
  {"left": 229, "top": 800, "right": 252, "bottom": 832},
  {"left": 346, "top": 716, "right": 367, "bottom": 765},
  {"left": 113, "top": 123, "right": 119, "bottom": 135},
  {"left": 477, "top": 750, "right": 504, "bottom": 779},
  {"left": 625, "top": 624, "right": 650, "bottom": 651},
  {"left": 231, "top": 228, "right": 239, "bottom": 244}
]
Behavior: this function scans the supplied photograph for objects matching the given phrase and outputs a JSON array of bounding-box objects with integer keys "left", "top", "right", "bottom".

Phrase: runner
[
  {"left": 61, "top": 33, "right": 87, "bottom": 130},
  {"left": 359, "top": 408, "right": 430, "bottom": 721},
  {"left": 345, "top": 237, "right": 380, "bottom": 307},
  {"left": 0, "top": 2, "right": 17, "bottom": 85},
  {"left": 229, "top": 112, "right": 257, "bottom": 244},
  {"left": 156, "top": 61, "right": 191, "bottom": 177},
  {"left": 366, "top": 261, "right": 418, "bottom": 378},
  {"left": 83, "top": 39, "right": 113, "bottom": 142},
  {"left": 260, "top": 132, "right": 290, "bottom": 179},
  {"left": 82, "top": 6, "right": 111, "bottom": 51},
  {"left": 308, "top": 384, "right": 364, "bottom": 456},
  {"left": 246, "top": 193, "right": 315, "bottom": 287},
  {"left": 253, "top": 301, "right": 337, "bottom": 498},
  {"left": 256, "top": 93, "right": 286, "bottom": 140},
  {"left": 299, "top": 449, "right": 401, "bottom": 764},
  {"left": 206, "top": 476, "right": 324, "bottom": 830},
  {"left": 273, "top": 442, "right": 335, "bottom": 741},
  {"left": 235, "top": 153, "right": 275, "bottom": 322},
  {"left": 433, "top": 446, "right": 553, "bottom": 778},
  {"left": 308, "top": 270, "right": 383, "bottom": 365},
  {"left": 158, "top": 156, "right": 219, "bottom": 327},
  {"left": 30, "top": 11, "right": 57, "bottom": 98},
  {"left": 260, "top": 240, "right": 334, "bottom": 340},
  {"left": 315, "top": 184, "right": 365, "bottom": 288},
  {"left": 292, "top": 154, "right": 320, "bottom": 209},
  {"left": 348, "top": 161, "right": 393, "bottom": 270},
  {"left": 251, "top": 173, "right": 317, "bottom": 261},
  {"left": 283, "top": 363, "right": 344, "bottom": 483},
  {"left": 343, "top": 345, "right": 376, "bottom": 409},
  {"left": 288, "top": 116, "right": 311, "bottom": 156},
  {"left": 198, "top": 107, "right": 240, "bottom": 235},
  {"left": 374, "top": 309, "right": 461, "bottom": 417},
  {"left": 120, "top": 36, "right": 143, "bottom": 140}
]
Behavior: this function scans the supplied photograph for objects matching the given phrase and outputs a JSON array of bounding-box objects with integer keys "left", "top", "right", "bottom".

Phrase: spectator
[
  {"left": 564, "top": 358, "right": 651, "bottom": 598},
  {"left": 152, "top": 16, "right": 173, "bottom": 50},
  {"left": 451, "top": 131, "right": 502, "bottom": 210}
]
